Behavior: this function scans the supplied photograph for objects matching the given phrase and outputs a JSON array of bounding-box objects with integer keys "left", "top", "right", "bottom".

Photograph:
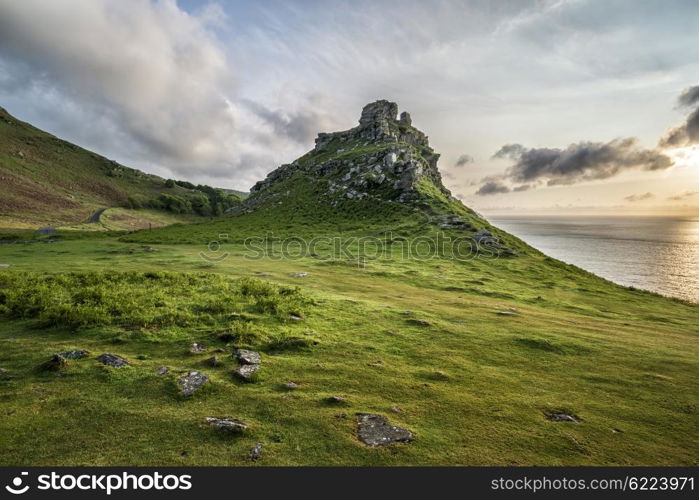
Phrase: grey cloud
[
  {"left": 492, "top": 138, "right": 673, "bottom": 186},
  {"left": 660, "top": 86, "right": 699, "bottom": 147},
  {"left": 624, "top": 192, "right": 654, "bottom": 202},
  {"left": 667, "top": 191, "right": 698, "bottom": 201},
  {"left": 492, "top": 143, "right": 526, "bottom": 160},
  {"left": 240, "top": 99, "right": 331, "bottom": 145},
  {"left": 454, "top": 154, "right": 474, "bottom": 167},
  {"left": 677, "top": 86, "right": 699, "bottom": 108},
  {"left": 513, "top": 184, "right": 532, "bottom": 192},
  {"left": 475, "top": 181, "right": 510, "bottom": 196}
]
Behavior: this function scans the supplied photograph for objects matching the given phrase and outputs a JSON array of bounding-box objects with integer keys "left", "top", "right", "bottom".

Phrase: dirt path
[{"left": 86, "top": 208, "right": 106, "bottom": 224}]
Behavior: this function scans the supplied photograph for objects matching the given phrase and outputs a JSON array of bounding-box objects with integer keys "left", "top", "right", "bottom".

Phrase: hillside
[
  {"left": 0, "top": 100, "right": 697, "bottom": 466},
  {"left": 0, "top": 106, "right": 242, "bottom": 229}
]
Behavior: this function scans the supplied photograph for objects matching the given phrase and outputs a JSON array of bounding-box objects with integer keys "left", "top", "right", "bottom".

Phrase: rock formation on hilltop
[
  {"left": 234, "top": 99, "right": 514, "bottom": 253},
  {"left": 245, "top": 100, "right": 453, "bottom": 209}
]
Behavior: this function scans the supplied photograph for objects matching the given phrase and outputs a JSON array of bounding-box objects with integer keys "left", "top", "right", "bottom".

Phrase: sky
[{"left": 0, "top": 0, "right": 698, "bottom": 215}]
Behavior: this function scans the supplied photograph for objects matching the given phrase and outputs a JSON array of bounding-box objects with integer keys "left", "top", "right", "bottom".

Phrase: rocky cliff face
[{"left": 245, "top": 100, "right": 453, "bottom": 210}]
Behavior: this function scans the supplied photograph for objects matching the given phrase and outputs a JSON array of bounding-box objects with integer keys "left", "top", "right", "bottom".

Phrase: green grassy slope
[
  {"left": 0, "top": 107, "right": 241, "bottom": 228},
  {"left": 0, "top": 102, "right": 696, "bottom": 466},
  {"left": 0, "top": 230, "right": 696, "bottom": 466}
]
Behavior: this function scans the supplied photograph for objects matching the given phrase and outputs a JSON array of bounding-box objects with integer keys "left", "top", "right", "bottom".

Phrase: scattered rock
[
  {"left": 545, "top": 411, "right": 580, "bottom": 423},
  {"left": 156, "top": 366, "right": 169, "bottom": 376},
  {"left": 234, "top": 349, "right": 261, "bottom": 365},
  {"left": 0, "top": 264, "right": 10, "bottom": 269},
  {"left": 328, "top": 395, "right": 346, "bottom": 404},
  {"left": 205, "top": 417, "right": 248, "bottom": 433},
  {"left": 288, "top": 313, "right": 303, "bottom": 321},
  {"left": 406, "top": 318, "right": 431, "bottom": 327},
  {"left": 178, "top": 371, "right": 209, "bottom": 396},
  {"left": 357, "top": 414, "right": 413, "bottom": 446},
  {"left": 497, "top": 311, "right": 519, "bottom": 317},
  {"left": 284, "top": 381, "right": 299, "bottom": 390},
  {"left": 368, "top": 360, "right": 383, "bottom": 367},
  {"left": 40, "top": 354, "right": 68, "bottom": 372},
  {"left": 249, "top": 442, "right": 264, "bottom": 461},
  {"left": 390, "top": 406, "right": 403, "bottom": 413},
  {"left": 234, "top": 364, "right": 260, "bottom": 381},
  {"left": 205, "top": 356, "right": 220, "bottom": 367},
  {"left": 97, "top": 353, "right": 129, "bottom": 368},
  {"left": 290, "top": 272, "right": 308, "bottom": 278},
  {"left": 58, "top": 349, "right": 89, "bottom": 359},
  {"left": 214, "top": 348, "right": 227, "bottom": 353},
  {"left": 189, "top": 343, "right": 206, "bottom": 354},
  {"left": 146, "top": 247, "right": 157, "bottom": 252}
]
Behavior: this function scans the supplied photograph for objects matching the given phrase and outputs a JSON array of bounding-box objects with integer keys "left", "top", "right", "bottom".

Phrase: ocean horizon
[{"left": 489, "top": 214, "right": 699, "bottom": 304}]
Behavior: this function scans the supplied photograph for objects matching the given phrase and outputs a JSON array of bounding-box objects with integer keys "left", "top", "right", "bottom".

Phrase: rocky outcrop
[{"left": 245, "top": 100, "right": 449, "bottom": 208}]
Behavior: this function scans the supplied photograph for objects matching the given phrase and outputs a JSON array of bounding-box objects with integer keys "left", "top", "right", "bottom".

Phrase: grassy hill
[
  {"left": 0, "top": 106, "right": 242, "bottom": 229},
  {"left": 0, "top": 101, "right": 696, "bottom": 466}
]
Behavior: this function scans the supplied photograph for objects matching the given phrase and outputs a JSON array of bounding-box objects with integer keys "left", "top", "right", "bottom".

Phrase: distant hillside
[{"left": 0, "top": 106, "right": 241, "bottom": 228}]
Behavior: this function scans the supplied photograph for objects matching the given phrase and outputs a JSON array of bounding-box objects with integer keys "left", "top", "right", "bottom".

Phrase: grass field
[{"left": 0, "top": 226, "right": 697, "bottom": 466}]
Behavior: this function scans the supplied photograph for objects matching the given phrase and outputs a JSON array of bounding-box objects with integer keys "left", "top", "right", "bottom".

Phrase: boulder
[
  {"left": 189, "top": 343, "right": 206, "bottom": 354},
  {"left": 156, "top": 366, "right": 169, "bottom": 376},
  {"left": 40, "top": 354, "right": 68, "bottom": 371},
  {"left": 178, "top": 371, "right": 209, "bottom": 396},
  {"left": 357, "top": 414, "right": 413, "bottom": 446},
  {"left": 399, "top": 111, "right": 412, "bottom": 126},
  {"left": 205, "top": 417, "right": 247, "bottom": 433},
  {"left": 234, "top": 349, "right": 261, "bottom": 365},
  {"left": 249, "top": 442, "right": 264, "bottom": 461},
  {"left": 97, "top": 353, "right": 129, "bottom": 368},
  {"left": 284, "top": 381, "right": 299, "bottom": 390},
  {"left": 58, "top": 349, "right": 89, "bottom": 359},
  {"left": 205, "top": 356, "right": 220, "bottom": 367},
  {"left": 234, "top": 364, "right": 260, "bottom": 381}
]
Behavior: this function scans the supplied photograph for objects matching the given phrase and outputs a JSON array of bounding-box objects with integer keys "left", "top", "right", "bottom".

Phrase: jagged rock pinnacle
[{"left": 244, "top": 99, "right": 452, "bottom": 211}]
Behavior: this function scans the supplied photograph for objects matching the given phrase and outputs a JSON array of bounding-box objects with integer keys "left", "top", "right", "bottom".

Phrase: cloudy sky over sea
[{"left": 0, "top": 0, "right": 697, "bottom": 213}]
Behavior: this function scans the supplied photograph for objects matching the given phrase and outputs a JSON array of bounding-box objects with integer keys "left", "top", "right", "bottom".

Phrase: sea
[{"left": 488, "top": 215, "right": 699, "bottom": 303}]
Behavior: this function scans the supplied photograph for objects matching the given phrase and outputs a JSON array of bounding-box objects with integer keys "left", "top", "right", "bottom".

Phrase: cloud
[
  {"left": 667, "top": 190, "right": 698, "bottom": 201},
  {"left": 660, "top": 85, "right": 699, "bottom": 148},
  {"left": 624, "top": 192, "right": 655, "bottom": 202},
  {"left": 677, "top": 86, "right": 699, "bottom": 108},
  {"left": 454, "top": 154, "right": 474, "bottom": 167},
  {"left": 475, "top": 181, "right": 510, "bottom": 196},
  {"left": 0, "top": 0, "right": 329, "bottom": 189},
  {"left": 491, "top": 138, "right": 673, "bottom": 186},
  {"left": 513, "top": 184, "right": 532, "bottom": 192}
]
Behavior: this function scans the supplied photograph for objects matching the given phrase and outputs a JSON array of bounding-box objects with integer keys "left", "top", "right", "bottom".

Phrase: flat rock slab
[
  {"left": 234, "top": 364, "right": 260, "bottom": 381},
  {"left": 406, "top": 318, "right": 431, "bottom": 327},
  {"left": 234, "top": 349, "right": 261, "bottom": 365},
  {"left": 206, "top": 417, "right": 248, "bottom": 433},
  {"left": 357, "top": 414, "right": 413, "bottom": 446},
  {"left": 179, "top": 371, "right": 209, "bottom": 396},
  {"left": 546, "top": 412, "right": 580, "bottom": 423},
  {"left": 97, "top": 353, "right": 129, "bottom": 367},
  {"left": 58, "top": 350, "right": 90, "bottom": 359}
]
